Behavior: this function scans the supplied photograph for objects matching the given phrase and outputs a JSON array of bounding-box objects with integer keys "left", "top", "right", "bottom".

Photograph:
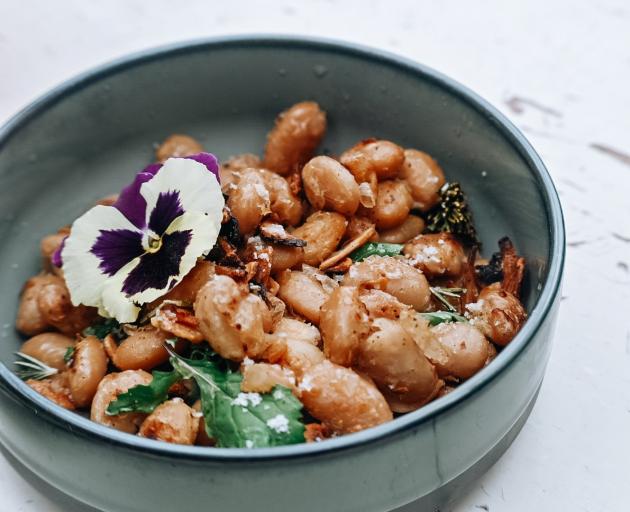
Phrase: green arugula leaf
[
  {"left": 82, "top": 318, "right": 124, "bottom": 340},
  {"left": 349, "top": 242, "right": 404, "bottom": 262},
  {"left": 419, "top": 311, "right": 468, "bottom": 326},
  {"left": 169, "top": 353, "right": 305, "bottom": 448},
  {"left": 106, "top": 370, "right": 181, "bottom": 415}
]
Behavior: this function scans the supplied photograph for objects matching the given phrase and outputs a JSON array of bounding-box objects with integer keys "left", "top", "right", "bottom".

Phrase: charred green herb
[
  {"left": 425, "top": 182, "right": 479, "bottom": 246},
  {"left": 475, "top": 250, "right": 503, "bottom": 285},
  {"left": 219, "top": 213, "right": 244, "bottom": 248}
]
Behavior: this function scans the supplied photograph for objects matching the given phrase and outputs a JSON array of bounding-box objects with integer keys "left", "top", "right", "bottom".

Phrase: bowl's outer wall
[{"left": 0, "top": 38, "right": 563, "bottom": 511}]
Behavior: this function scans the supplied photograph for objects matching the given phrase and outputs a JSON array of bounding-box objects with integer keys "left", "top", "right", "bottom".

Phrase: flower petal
[
  {"left": 123, "top": 210, "right": 222, "bottom": 306},
  {"left": 113, "top": 164, "right": 163, "bottom": 230},
  {"left": 91, "top": 228, "right": 144, "bottom": 276},
  {"left": 111, "top": 155, "right": 217, "bottom": 229},
  {"left": 62, "top": 205, "right": 141, "bottom": 309},
  {"left": 113, "top": 170, "right": 154, "bottom": 229},
  {"left": 51, "top": 236, "right": 67, "bottom": 267},
  {"left": 185, "top": 152, "right": 220, "bottom": 181},
  {"left": 142, "top": 163, "right": 163, "bottom": 176},
  {"left": 140, "top": 157, "right": 225, "bottom": 226},
  {"left": 122, "top": 230, "right": 191, "bottom": 295},
  {"left": 148, "top": 190, "right": 185, "bottom": 236},
  {"left": 99, "top": 259, "right": 143, "bottom": 323}
]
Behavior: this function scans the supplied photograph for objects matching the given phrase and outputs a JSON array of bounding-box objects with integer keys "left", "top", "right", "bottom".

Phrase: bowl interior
[{"left": 0, "top": 38, "right": 555, "bottom": 442}]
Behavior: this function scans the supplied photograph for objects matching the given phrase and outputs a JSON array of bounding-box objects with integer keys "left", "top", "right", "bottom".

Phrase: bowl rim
[{"left": 0, "top": 34, "right": 565, "bottom": 462}]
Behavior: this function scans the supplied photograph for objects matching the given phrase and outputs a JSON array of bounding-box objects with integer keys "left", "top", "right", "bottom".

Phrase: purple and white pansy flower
[{"left": 61, "top": 153, "right": 224, "bottom": 323}]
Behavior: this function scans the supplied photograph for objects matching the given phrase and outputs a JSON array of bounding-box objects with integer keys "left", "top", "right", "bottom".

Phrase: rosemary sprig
[
  {"left": 429, "top": 286, "right": 466, "bottom": 312},
  {"left": 14, "top": 352, "right": 58, "bottom": 381}
]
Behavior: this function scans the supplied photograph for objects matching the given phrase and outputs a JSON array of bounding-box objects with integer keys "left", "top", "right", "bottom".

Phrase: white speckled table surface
[{"left": 1, "top": 1, "right": 629, "bottom": 511}]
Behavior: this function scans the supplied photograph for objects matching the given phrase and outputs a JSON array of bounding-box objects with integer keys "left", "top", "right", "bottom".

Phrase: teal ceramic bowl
[{"left": 0, "top": 36, "right": 564, "bottom": 512}]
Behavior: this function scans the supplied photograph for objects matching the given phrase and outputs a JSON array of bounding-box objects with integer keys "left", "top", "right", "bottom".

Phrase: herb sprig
[
  {"left": 429, "top": 286, "right": 466, "bottom": 312},
  {"left": 14, "top": 352, "right": 58, "bottom": 381}
]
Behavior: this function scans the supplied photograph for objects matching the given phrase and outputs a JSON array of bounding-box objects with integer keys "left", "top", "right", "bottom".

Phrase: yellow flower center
[{"left": 146, "top": 234, "right": 163, "bottom": 253}]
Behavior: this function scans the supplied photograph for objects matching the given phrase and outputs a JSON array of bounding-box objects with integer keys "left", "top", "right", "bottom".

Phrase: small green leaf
[
  {"left": 419, "top": 311, "right": 468, "bottom": 326},
  {"left": 349, "top": 242, "right": 404, "bottom": 262},
  {"left": 63, "top": 346, "right": 75, "bottom": 364},
  {"left": 83, "top": 318, "right": 124, "bottom": 340},
  {"left": 169, "top": 352, "right": 305, "bottom": 448},
  {"left": 106, "top": 370, "right": 181, "bottom": 415}
]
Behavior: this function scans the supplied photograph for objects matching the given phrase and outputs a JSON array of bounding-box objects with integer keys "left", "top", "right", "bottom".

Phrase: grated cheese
[
  {"left": 266, "top": 414, "right": 290, "bottom": 433},
  {"left": 231, "top": 392, "right": 262, "bottom": 408},
  {"left": 465, "top": 300, "right": 485, "bottom": 313},
  {"left": 272, "top": 389, "right": 285, "bottom": 400},
  {"left": 298, "top": 375, "right": 314, "bottom": 392},
  {"left": 254, "top": 183, "right": 270, "bottom": 201}
]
